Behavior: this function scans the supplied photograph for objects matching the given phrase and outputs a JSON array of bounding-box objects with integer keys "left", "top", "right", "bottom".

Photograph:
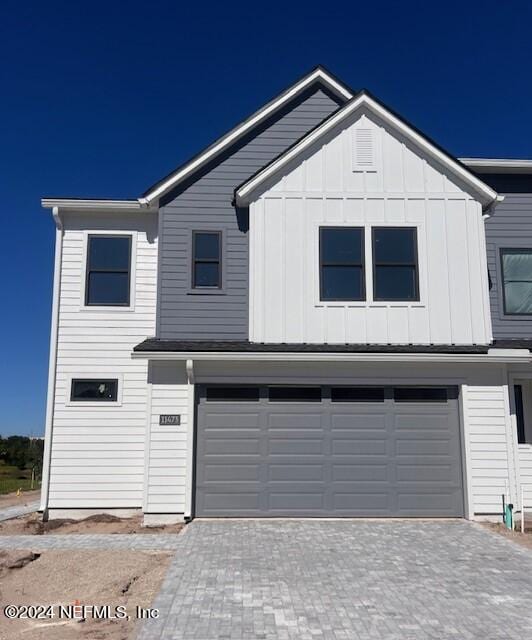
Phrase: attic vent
[{"left": 352, "top": 127, "right": 376, "bottom": 171}]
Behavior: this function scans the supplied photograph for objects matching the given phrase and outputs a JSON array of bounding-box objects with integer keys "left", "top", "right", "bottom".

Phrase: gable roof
[
  {"left": 140, "top": 66, "right": 353, "bottom": 204},
  {"left": 235, "top": 90, "right": 501, "bottom": 209}
]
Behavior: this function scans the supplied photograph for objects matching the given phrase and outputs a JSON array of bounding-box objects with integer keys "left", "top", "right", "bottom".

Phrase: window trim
[
  {"left": 81, "top": 231, "right": 137, "bottom": 312},
  {"left": 500, "top": 247, "right": 532, "bottom": 316},
  {"left": 319, "top": 226, "right": 365, "bottom": 302},
  {"left": 372, "top": 226, "right": 420, "bottom": 302},
  {"left": 191, "top": 230, "right": 223, "bottom": 291},
  {"left": 66, "top": 374, "right": 123, "bottom": 407}
]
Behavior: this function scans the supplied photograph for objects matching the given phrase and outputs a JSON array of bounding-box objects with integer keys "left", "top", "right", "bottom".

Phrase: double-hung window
[
  {"left": 500, "top": 248, "right": 532, "bottom": 315},
  {"left": 85, "top": 235, "right": 131, "bottom": 306},
  {"left": 192, "top": 231, "right": 222, "bottom": 289},
  {"left": 372, "top": 227, "right": 419, "bottom": 301},
  {"left": 319, "top": 227, "right": 365, "bottom": 301}
]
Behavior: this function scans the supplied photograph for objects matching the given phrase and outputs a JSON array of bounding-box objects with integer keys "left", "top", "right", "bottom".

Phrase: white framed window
[
  {"left": 80, "top": 231, "right": 137, "bottom": 311},
  {"left": 66, "top": 374, "right": 124, "bottom": 406}
]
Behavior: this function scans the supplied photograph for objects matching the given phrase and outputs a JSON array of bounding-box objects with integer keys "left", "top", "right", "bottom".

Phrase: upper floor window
[
  {"left": 86, "top": 235, "right": 131, "bottom": 306},
  {"left": 372, "top": 227, "right": 419, "bottom": 301},
  {"left": 501, "top": 248, "right": 532, "bottom": 315},
  {"left": 192, "top": 231, "right": 222, "bottom": 288},
  {"left": 71, "top": 378, "right": 118, "bottom": 402},
  {"left": 319, "top": 227, "right": 365, "bottom": 301}
]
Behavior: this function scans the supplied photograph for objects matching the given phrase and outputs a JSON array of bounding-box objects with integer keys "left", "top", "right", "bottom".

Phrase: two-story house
[{"left": 40, "top": 66, "right": 532, "bottom": 524}]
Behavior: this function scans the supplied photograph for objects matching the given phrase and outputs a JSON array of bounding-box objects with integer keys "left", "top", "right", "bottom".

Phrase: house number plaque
[{"left": 159, "top": 414, "right": 181, "bottom": 426}]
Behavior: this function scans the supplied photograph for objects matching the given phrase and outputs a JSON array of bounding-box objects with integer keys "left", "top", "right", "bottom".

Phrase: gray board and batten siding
[
  {"left": 156, "top": 87, "right": 345, "bottom": 340},
  {"left": 481, "top": 173, "right": 532, "bottom": 339}
]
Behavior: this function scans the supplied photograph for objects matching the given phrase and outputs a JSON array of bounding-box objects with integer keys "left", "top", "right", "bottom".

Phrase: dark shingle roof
[{"left": 133, "top": 338, "right": 493, "bottom": 354}]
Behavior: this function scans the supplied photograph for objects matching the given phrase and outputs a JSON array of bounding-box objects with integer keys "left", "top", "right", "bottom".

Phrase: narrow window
[
  {"left": 393, "top": 387, "right": 447, "bottom": 403},
  {"left": 501, "top": 249, "right": 532, "bottom": 315},
  {"left": 192, "top": 231, "right": 221, "bottom": 288},
  {"left": 86, "top": 235, "right": 131, "bottom": 306},
  {"left": 268, "top": 387, "right": 322, "bottom": 402},
  {"left": 320, "top": 227, "right": 365, "bottom": 301},
  {"left": 331, "top": 387, "right": 385, "bottom": 403},
  {"left": 206, "top": 387, "right": 260, "bottom": 402},
  {"left": 71, "top": 379, "right": 118, "bottom": 402},
  {"left": 372, "top": 227, "right": 419, "bottom": 301},
  {"left": 515, "top": 384, "right": 526, "bottom": 444}
]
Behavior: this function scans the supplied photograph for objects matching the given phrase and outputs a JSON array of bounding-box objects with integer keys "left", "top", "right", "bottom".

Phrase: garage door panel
[
  {"left": 332, "top": 464, "right": 388, "bottom": 481},
  {"left": 268, "top": 439, "right": 324, "bottom": 454},
  {"left": 204, "top": 464, "right": 261, "bottom": 482},
  {"left": 268, "top": 413, "right": 323, "bottom": 428},
  {"left": 268, "top": 493, "right": 324, "bottom": 510},
  {"left": 333, "top": 493, "right": 390, "bottom": 511},
  {"left": 396, "top": 464, "right": 453, "bottom": 482},
  {"left": 203, "top": 439, "right": 261, "bottom": 455},
  {"left": 332, "top": 439, "right": 387, "bottom": 455},
  {"left": 204, "top": 413, "right": 260, "bottom": 428},
  {"left": 195, "top": 385, "right": 464, "bottom": 517},
  {"left": 269, "top": 464, "right": 324, "bottom": 481}
]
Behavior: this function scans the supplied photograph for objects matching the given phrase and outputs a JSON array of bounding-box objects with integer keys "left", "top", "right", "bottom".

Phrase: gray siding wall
[
  {"left": 486, "top": 193, "right": 532, "bottom": 338},
  {"left": 157, "top": 88, "right": 342, "bottom": 340}
]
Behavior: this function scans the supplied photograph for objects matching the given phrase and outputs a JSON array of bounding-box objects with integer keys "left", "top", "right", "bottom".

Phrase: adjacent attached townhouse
[{"left": 40, "top": 66, "right": 532, "bottom": 524}]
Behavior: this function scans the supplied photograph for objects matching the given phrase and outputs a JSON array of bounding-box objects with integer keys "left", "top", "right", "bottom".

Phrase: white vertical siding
[
  {"left": 145, "top": 363, "right": 189, "bottom": 514},
  {"left": 48, "top": 212, "right": 157, "bottom": 509},
  {"left": 249, "top": 112, "right": 492, "bottom": 345}
]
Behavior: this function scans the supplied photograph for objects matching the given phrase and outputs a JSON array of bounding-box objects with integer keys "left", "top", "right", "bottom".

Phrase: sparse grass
[{"left": 0, "top": 463, "right": 40, "bottom": 494}]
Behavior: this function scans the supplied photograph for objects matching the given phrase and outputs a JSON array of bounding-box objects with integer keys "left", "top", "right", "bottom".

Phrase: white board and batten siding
[
  {"left": 249, "top": 112, "right": 492, "bottom": 345},
  {"left": 48, "top": 212, "right": 158, "bottom": 509}
]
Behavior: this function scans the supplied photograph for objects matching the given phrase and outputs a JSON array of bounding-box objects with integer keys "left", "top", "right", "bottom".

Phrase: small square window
[
  {"left": 86, "top": 236, "right": 131, "bottom": 306},
  {"left": 319, "top": 227, "right": 365, "bottom": 301},
  {"left": 192, "top": 232, "right": 221, "bottom": 288},
  {"left": 372, "top": 228, "right": 419, "bottom": 301},
  {"left": 71, "top": 379, "right": 118, "bottom": 402}
]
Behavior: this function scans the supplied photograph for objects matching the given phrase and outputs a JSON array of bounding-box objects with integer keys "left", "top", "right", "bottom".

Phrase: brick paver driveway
[{"left": 139, "top": 520, "right": 532, "bottom": 640}]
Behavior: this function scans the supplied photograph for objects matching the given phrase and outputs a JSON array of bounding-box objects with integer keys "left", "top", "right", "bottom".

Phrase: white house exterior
[{"left": 40, "top": 67, "right": 532, "bottom": 523}]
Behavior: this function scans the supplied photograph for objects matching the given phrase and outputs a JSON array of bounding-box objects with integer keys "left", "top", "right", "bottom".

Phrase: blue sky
[{"left": 1, "top": 0, "right": 531, "bottom": 436}]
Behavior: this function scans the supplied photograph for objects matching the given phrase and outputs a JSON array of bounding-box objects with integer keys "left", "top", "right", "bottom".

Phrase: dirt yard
[
  {"left": 0, "top": 490, "right": 40, "bottom": 509},
  {"left": 482, "top": 520, "right": 532, "bottom": 551},
  {"left": 0, "top": 549, "right": 172, "bottom": 640},
  {"left": 0, "top": 513, "right": 184, "bottom": 536}
]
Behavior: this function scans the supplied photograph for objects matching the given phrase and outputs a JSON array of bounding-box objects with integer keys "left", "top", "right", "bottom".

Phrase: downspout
[
  {"left": 39, "top": 207, "right": 63, "bottom": 518},
  {"left": 184, "top": 359, "right": 195, "bottom": 520}
]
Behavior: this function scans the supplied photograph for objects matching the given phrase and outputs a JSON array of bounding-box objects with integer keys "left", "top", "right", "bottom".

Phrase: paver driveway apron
[{"left": 138, "top": 520, "right": 532, "bottom": 640}]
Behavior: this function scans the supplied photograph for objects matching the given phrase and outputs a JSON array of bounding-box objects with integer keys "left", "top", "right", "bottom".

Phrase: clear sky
[{"left": 1, "top": 0, "right": 531, "bottom": 436}]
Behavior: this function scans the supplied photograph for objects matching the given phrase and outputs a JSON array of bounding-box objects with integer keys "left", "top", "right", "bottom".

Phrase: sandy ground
[
  {"left": 0, "top": 490, "right": 40, "bottom": 510},
  {"left": 0, "top": 513, "right": 184, "bottom": 536},
  {"left": 0, "top": 549, "right": 172, "bottom": 640},
  {"left": 483, "top": 521, "right": 532, "bottom": 551}
]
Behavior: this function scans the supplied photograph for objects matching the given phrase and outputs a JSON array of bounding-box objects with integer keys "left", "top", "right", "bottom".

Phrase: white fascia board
[
  {"left": 142, "top": 69, "right": 353, "bottom": 203},
  {"left": 132, "top": 350, "right": 532, "bottom": 364},
  {"left": 236, "top": 94, "right": 499, "bottom": 208},
  {"left": 460, "top": 158, "right": 532, "bottom": 174},
  {"left": 41, "top": 198, "right": 147, "bottom": 210}
]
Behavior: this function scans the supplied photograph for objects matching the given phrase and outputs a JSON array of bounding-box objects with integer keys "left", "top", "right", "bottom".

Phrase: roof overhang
[
  {"left": 132, "top": 349, "right": 532, "bottom": 364},
  {"left": 41, "top": 198, "right": 153, "bottom": 211},
  {"left": 460, "top": 158, "right": 532, "bottom": 174},
  {"left": 141, "top": 66, "right": 353, "bottom": 204},
  {"left": 236, "top": 92, "right": 501, "bottom": 210}
]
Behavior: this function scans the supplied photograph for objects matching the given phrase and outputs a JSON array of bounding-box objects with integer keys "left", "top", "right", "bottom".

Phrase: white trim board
[
  {"left": 131, "top": 351, "right": 532, "bottom": 364},
  {"left": 236, "top": 93, "right": 500, "bottom": 209}
]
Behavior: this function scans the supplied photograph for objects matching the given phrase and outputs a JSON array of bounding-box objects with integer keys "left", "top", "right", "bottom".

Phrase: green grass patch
[{"left": 0, "top": 478, "right": 40, "bottom": 494}]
